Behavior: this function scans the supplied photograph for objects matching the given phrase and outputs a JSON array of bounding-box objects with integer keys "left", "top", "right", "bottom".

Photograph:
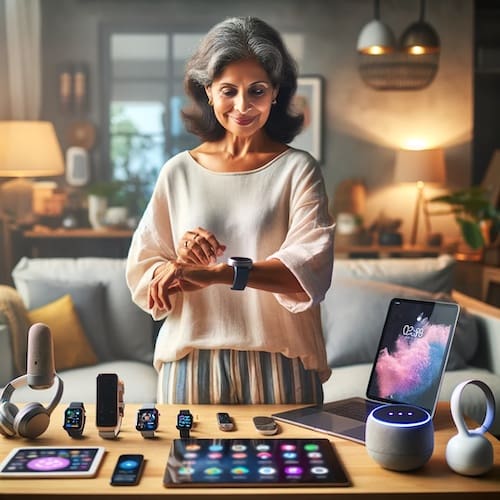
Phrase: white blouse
[{"left": 126, "top": 148, "right": 335, "bottom": 382}]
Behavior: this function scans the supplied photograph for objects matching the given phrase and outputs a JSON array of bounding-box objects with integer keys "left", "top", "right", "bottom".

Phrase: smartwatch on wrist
[
  {"left": 96, "top": 373, "right": 125, "bottom": 439},
  {"left": 227, "top": 257, "right": 253, "bottom": 290},
  {"left": 136, "top": 403, "right": 159, "bottom": 438},
  {"left": 63, "top": 402, "right": 86, "bottom": 438},
  {"left": 176, "top": 409, "right": 193, "bottom": 439}
]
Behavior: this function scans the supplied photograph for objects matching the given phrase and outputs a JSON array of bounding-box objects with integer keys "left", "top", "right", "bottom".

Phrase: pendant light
[
  {"left": 357, "top": 0, "right": 396, "bottom": 55},
  {"left": 400, "top": 0, "right": 440, "bottom": 55}
]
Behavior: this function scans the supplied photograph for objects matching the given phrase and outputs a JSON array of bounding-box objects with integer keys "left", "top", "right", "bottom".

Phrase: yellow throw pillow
[{"left": 28, "top": 294, "right": 98, "bottom": 371}]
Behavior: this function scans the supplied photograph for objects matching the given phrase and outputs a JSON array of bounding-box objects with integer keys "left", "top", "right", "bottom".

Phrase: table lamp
[
  {"left": 394, "top": 148, "right": 446, "bottom": 245},
  {"left": 0, "top": 121, "right": 64, "bottom": 223}
]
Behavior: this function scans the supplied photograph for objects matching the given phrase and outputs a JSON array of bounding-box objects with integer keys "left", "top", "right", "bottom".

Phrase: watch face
[
  {"left": 177, "top": 413, "right": 193, "bottom": 429},
  {"left": 136, "top": 409, "right": 159, "bottom": 431},
  {"left": 64, "top": 407, "right": 84, "bottom": 430}
]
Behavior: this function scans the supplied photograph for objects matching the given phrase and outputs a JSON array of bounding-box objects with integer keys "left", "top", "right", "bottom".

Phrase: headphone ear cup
[
  {"left": 0, "top": 401, "right": 19, "bottom": 437},
  {"left": 13, "top": 403, "right": 50, "bottom": 439}
]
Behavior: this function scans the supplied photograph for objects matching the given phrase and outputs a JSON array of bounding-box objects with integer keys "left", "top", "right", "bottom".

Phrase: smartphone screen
[{"left": 110, "top": 454, "right": 144, "bottom": 486}]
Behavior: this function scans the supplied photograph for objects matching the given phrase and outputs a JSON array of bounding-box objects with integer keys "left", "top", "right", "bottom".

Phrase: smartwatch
[
  {"left": 176, "top": 409, "right": 193, "bottom": 439},
  {"left": 63, "top": 402, "right": 86, "bottom": 438},
  {"left": 96, "top": 373, "right": 125, "bottom": 439},
  {"left": 136, "top": 403, "right": 159, "bottom": 438},
  {"left": 227, "top": 257, "right": 253, "bottom": 290}
]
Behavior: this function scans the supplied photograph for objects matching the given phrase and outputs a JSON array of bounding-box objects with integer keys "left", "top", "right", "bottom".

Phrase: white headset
[{"left": 0, "top": 374, "right": 63, "bottom": 439}]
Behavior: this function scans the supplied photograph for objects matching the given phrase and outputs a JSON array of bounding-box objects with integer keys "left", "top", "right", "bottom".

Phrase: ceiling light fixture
[
  {"left": 400, "top": 0, "right": 440, "bottom": 55},
  {"left": 357, "top": 0, "right": 440, "bottom": 90},
  {"left": 357, "top": 0, "right": 396, "bottom": 55}
]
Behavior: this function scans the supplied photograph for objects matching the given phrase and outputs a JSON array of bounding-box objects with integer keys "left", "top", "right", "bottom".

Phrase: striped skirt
[{"left": 157, "top": 349, "right": 323, "bottom": 405}]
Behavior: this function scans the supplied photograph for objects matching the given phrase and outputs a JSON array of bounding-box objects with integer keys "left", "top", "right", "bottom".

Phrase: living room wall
[{"left": 1, "top": 0, "right": 473, "bottom": 244}]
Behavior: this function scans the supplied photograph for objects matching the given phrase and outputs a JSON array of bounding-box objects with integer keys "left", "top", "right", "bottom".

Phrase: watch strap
[
  {"left": 179, "top": 428, "right": 190, "bottom": 439},
  {"left": 231, "top": 265, "right": 250, "bottom": 290}
]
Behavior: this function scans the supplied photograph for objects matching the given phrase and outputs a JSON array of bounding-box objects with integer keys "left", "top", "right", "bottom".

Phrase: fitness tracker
[
  {"left": 176, "top": 409, "right": 193, "bottom": 439},
  {"left": 63, "top": 402, "right": 86, "bottom": 438},
  {"left": 136, "top": 403, "right": 159, "bottom": 438},
  {"left": 96, "top": 373, "right": 124, "bottom": 439},
  {"left": 227, "top": 257, "right": 253, "bottom": 290}
]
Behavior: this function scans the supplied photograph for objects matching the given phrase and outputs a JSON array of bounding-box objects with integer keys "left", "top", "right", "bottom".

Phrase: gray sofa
[{"left": 1, "top": 255, "right": 499, "bottom": 436}]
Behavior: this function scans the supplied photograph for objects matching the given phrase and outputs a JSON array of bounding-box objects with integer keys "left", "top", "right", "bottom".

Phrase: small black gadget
[
  {"left": 253, "top": 416, "right": 278, "bottom": 435},
  {"left": 217, "top": 412, "right": 234, "bottom": 431},
  {"left": 63, "top": 402, "right": 86, "bottom": 438},
  {"left": 96, "top": 373, "right": 124, "bottom": 439},
  {"left": 136, "top": 403, "right": 159, "bottom": 438},
  {"left": 163, "top": 438, "right": 350, "bottom": 487},
  {"left": 176, "top": 409, "right": 193, "bottom": 439},
  {"left": 110, "top": 454, "right": 145, "bottom": 486}
]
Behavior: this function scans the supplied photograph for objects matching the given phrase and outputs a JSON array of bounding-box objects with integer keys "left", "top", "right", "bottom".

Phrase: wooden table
[{"left": 0, "top": 403, "right": 498, "bottom": 499}]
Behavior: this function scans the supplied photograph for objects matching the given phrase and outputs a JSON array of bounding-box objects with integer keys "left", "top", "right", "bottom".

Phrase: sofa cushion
[
  {"left": 13, "top": 277, "right": 111, "bottom": 361},
  {"left": 12, "top": 257, "right": 153, "bottom": 364},
  {"left": 333, "top": 255, "right": 455, "bottom": 293},
  {"left": 321, "top": 277, "right": 479, "bottom": 371},
  {"left": 28, "top": 295, "right": 98, "bottom": 371}
]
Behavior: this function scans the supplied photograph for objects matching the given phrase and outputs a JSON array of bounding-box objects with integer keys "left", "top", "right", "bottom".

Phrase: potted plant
[
  {"left": 86, "top": 181, "right": 126, "bottom": 229},
  {"left": 429, "top": 187, "right": 499, "bottom": 250}
]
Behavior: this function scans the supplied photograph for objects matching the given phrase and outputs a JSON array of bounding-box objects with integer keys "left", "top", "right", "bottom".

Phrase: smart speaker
[
  {"left": 446, "top": 379, "right": 496, "bottom": 476},
  {"left": 66, "top": 146, "right": 90, "bottom": 186},
  {"left": 365, "top": 404, "right": 434, "bottom": 471}
]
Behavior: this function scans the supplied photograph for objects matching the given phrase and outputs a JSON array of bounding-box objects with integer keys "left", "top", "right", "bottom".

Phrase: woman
[{"left": 126, "top": 16, "right": 335, "bottom": 405}]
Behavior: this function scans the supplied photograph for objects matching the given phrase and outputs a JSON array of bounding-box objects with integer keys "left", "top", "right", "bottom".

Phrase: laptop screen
[{"left": 366, "top": 298, "right": 459, "bottom": 415}]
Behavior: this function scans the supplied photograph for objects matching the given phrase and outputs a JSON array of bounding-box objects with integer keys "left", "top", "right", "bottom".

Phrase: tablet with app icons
[
  {"left": 0, "top": 447, "right": 106, "bottom": 478},
  {"left": 163, "top": 438, "right": 350, "bottom": 487}
]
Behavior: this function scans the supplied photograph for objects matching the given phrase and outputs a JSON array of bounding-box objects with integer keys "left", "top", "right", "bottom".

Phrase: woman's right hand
[{"left": 177, "top": 226, "right": 226, "bottom": 265}]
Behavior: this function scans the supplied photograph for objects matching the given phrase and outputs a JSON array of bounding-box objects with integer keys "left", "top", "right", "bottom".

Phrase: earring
[
  {"left": 208, "top": 98, "right": 213, "bottom": 106},
  {"left": 272, "top": 98, "right": 277, "bottom": 105}
]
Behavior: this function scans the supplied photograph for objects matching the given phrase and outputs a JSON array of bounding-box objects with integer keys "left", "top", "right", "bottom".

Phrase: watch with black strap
[
  {"left": 176, "top": 409, "right": 193, "bottom": 439},
  {"left": 63, "top": 402, "right": 86, "bottom": 438}
]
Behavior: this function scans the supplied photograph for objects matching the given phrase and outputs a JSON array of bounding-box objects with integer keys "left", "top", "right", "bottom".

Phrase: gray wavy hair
[{"left": 182, "top": 17, "right": 304, "bottom": 143}]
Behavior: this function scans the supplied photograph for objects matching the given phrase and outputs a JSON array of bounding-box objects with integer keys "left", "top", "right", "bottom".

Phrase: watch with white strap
[
  {"left": 96, "top": 373, "right": 124, "bottom": 439},
  {"left": 136, "top": 403, "right": 159, "bottom": 438}
]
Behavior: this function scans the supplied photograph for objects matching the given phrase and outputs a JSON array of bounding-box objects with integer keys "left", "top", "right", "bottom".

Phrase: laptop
[{"left": 273, "top": 297, "right": 460, "bottom": 444}]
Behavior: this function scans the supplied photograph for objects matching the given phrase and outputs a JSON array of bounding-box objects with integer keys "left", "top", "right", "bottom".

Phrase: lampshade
[
  {"left": 394, "top": 148, "right": 446, "bottom": 185},
  {"left": 0, "top": 121, "right": 64, "bottom": 177},
  {"left": 400, "top": 0, "right": 440, "bottom": 55},
  {"left": 357, "top": 0, "right": 396, "bottom": 55},
  {"left": 357, "top": 19, "right": 396, "bottom": 55},
  {"left": 0, "top": 121, "right": 64, "bottom": 223}
]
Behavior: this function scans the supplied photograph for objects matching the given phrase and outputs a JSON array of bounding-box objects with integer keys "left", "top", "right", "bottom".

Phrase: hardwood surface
[{"left": 0, "top": 403, "right": 498, "bottom": 499}]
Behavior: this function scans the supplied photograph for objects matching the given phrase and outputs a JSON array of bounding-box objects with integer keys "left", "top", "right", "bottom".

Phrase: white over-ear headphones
[
  {"left": 0, "top": 374, "right": 64, "bottom": 439},
  {"left": 446, "top": 379, "right": 496, "bottom": 476}
]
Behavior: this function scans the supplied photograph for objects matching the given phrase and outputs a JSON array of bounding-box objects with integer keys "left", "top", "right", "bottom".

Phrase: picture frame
[{"left": 290, "top": 75, "right": 324, "bottom": 163}]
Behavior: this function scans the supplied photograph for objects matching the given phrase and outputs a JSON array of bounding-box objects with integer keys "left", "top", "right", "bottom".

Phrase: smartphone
[
  {"left": 216, "top": 412, "right": 234, "bottom": 431},
  {"left": 110, "top": 454, "right": 145, "bottom": 486}
]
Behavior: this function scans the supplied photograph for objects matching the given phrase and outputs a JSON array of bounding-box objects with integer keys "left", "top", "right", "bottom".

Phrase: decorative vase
[{"left": 88, "top": 195, "right": 107, "bottom": 230}]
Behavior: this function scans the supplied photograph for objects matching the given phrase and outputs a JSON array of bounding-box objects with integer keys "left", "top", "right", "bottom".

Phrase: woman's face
[{"left": 206, "top": 58, "right": 278, "bottom": 139}]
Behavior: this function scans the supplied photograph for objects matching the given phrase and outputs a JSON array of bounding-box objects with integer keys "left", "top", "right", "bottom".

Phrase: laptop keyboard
[{"left": 325, "top": 400, "right": 377, "bottom": 422}]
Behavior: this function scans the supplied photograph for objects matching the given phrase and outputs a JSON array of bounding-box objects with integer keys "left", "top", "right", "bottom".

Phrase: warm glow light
[
  {"left": 362, "top": 45, "right": 390, "bottom": 55},
  {"left": 408, "top": 46, "right": 425, "bottom": 55},
  {"left": 403, "top": 138, "right": 429, "bottom": 150}
]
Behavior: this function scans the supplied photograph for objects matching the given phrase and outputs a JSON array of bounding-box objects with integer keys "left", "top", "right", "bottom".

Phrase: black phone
[{"left": 110, "top": 454, "right": 145, "bottom": 486}]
